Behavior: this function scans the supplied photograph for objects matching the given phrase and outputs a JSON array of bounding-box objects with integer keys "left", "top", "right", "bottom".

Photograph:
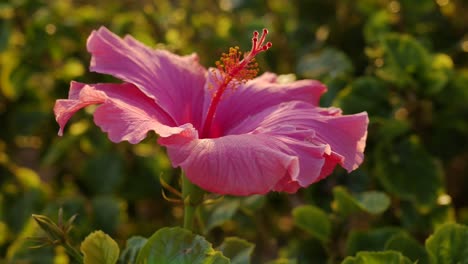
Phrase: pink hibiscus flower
[{"left": 54, "top": 27, "right": 368, "bottom": 196}]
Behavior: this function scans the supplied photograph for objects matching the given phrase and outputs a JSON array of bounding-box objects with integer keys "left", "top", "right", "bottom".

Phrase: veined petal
[
  {"left": 230, "top": 101, "right": 368, "bottom": 186},
  {"left": 55, "top": 82, "right": 106, "bottom": 136},
  {"left": 272, "top": 135, "right": 330, "bottom": 191},
  {"left": 158, "top": 100, "right": 367, "bottom": 195},
  {"left": 159, "top": 133, "right": 300, "bottom": 195},
  {"left": 54, "top": 81, "right": 186, "bottom": 144},
  {"left": 203, "top": 70, "right": 326, "bottom": 137},
  {"left": 87, "top": 27, "right": 207, "bottom": 129},
  {"left": 273, "top": 145, "right": 344, "bottom": 193}
]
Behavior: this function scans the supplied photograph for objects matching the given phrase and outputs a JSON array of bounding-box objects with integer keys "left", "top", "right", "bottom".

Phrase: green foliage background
[{"left": 0, "top": 0, "right": 467, "bottom": 263}]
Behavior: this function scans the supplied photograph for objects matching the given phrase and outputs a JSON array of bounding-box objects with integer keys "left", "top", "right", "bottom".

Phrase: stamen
[
  {"left": 202, "top": 28, "right": 272, "bottom": 138},
  {"left": 211, "top": 28, "right": 272, "bottom": 90}
]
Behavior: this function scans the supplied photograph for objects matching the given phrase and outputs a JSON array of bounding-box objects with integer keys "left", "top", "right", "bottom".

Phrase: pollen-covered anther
[
  {"left": 203, "top": 28, "right": 272, "bottom": 137},
  {"left": 213, "top": 29, "right": 271, "bottom": 89}
]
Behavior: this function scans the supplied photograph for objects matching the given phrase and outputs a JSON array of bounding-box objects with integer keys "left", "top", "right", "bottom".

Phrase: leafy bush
[{"left": 1, "top": 0, "right": 467, "bottom": 263}]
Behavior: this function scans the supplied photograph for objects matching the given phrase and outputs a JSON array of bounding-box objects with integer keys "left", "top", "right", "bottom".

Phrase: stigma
[
  {"left": 202, "top": 29, "right": 272, "bottom": 138},
  {"left": 211, "top": 29, "right": 272, "bottom": 89}
]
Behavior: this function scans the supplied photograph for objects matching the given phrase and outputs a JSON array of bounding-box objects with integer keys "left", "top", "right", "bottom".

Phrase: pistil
[{"left": 201, "top": 29, "right": 272, "bottom": 138}]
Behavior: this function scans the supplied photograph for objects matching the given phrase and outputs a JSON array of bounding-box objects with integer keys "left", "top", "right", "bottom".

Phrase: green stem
[
  {"left": 181, "top": 172, "right": 205, "bottom": 231},
  {"left": 64, "top": 241, "right": 83, "bottom": 264}
]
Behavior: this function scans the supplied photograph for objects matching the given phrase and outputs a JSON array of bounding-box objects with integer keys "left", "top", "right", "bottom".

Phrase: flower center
[{"left": 201, "top": 29, "right": 272, "bottom": 138}]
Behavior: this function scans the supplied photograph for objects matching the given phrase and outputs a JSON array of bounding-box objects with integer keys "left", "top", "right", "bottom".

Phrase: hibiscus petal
[
  {"left": 203, "top": 70, "right": 327, "bottom": 137},
  {"left": 54, "top": 81, "right": 186, "bottom": 144},
  {"left": 158, "top": 100, "right": 367, "bottom": 195},
  {"left": 273, "top": 150, "right": 343, "bottom": 193},
  {"left": 230, "top": 101, "right": 368, "bottom": 187},
  {"left": 86, "top": 27, "right": 207, "bottom": 129},
  {"left": 55, "top": 82, "right": 106, "bottom": 136},
  {"left": 159, "top": 133, "right": 300, "bottom": 195},
  {"left": 271, "top": 135, "right": 329, "bottom": 191}
]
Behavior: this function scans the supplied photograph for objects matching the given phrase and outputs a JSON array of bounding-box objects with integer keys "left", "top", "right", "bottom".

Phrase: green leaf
[
  {"left": 320, "top": 77, "right": 348, "bottom": 106},
  {"left": 425, "top": 223, "right": 468, "bottom": 264},
  {"left": 422, "top": 54, "right": 454, "bottom": 95},
  {"left": 0, "top": 221, "right": 8, "bottom": 245},
  {"left": 204, "top": 198, "right": 240, "bottom": 233},
  {"left": 0, "top": 19, "right": 11, "bottom": 52},
  {"left": 332, "top": 187, "right": 390, "bottom": 216},
  {"left": 346, "top": 227, "right": 405, "bottom": 256},
  {"left": 399, "top": 0, "right": 437, "bottom": 26},
  {"left": 119, "top": 236, "right": 147, "bottom": 264},
  {"left": 400, "top": 201, "right": 455, "bottom": 234},
  {"left": 332, "top": 186, "right": 363, "bottom": 217},
  {"left": 428, "top": 70, "right": 468, "bottom": 158},
  {"left": 91, "top": 196, "right": 122, "bottom": 235},
  {"left": 364, "top": 10, "right": 393, "bottom": 43},
  {"left": 266, "top": 258, "right": 297, "bottom": 264},
  {"left": 375, "top": 119, "right": 411, "bottom": 144},
  {"left": 375, "top": 137, "right": 443, "bottom": 207},
  {"left": 297, "top": 48, "right": 353, "bottom": 80},
  {"left": 81, "top": 230, "right": 120, "bottom": 264},
  {"left": 81, "top": 152, "right": 124, "bottom": 195},
  {"left": 385, "top": 233, "right": 429, "bottom": 263},
  {"left": 59, "top": 58, "right": 85, "bottom": 79},
  {"left": 0, "top": 48, "right": 20, "bottom": 100},
  {"left": 218, "top": 237, "right": 254, "bottom": 264},
  {"left": 6, "top": 218, "right": 54, "bottom": 263},
  {"left": 136, "top": 227, "right": 229, "bottom": 264},
  {"left": 336, "top": 77, "right": 391, "bottom": 117},
  {"left": 342, "top": 251, "right": 413, "bottom": 264},
  {"left": 376, "top": 34, "right": 431, "bottom": 89},
  {"left": 41, "top": 135, "right": 81, "bottom": 166},
  {"left": 4, "top": 187, "right": 45, "bottom": 233},
  {"left": 355, "top": 191, "right": 391, "bottom": 215},
  {"left": 292, "top": 205, "right": 331, "bottom": 243},
  {"left": 239, "top": 195, "right": 266, "bottom": 215}
]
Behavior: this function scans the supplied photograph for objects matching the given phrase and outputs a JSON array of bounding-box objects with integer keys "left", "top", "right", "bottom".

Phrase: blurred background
[{"left": 1, "top": 0, "right": 467, "bottom": 263}]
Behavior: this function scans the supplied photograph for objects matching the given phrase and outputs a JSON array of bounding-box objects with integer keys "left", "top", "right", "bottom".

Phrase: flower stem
[
  {"left": 181, "top": 172, "right": 205, "bottom": 231},
  {"left": 64, "top": 242, "right": 84, "bottom": 263}
]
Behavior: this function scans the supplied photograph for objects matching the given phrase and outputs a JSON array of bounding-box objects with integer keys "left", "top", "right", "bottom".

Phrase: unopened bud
[{"left": 32, "top": 214, "right": 64, "bottom": 243}]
